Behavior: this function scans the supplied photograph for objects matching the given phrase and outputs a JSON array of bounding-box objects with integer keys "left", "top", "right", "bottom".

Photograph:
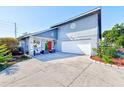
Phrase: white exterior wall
[
  {"left": 28, "top": 36, "right": 55, "bottom": 56},
  {"left": 28, "top": 36, "right": 34, "bottom": 56},
  {"left": 56, "top": 14, "right": 99, "bottom": 55}
]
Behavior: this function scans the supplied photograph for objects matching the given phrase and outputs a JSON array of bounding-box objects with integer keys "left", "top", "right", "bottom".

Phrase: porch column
[{"left": 28, "top": 36, "right": 34, "bottom": 56}]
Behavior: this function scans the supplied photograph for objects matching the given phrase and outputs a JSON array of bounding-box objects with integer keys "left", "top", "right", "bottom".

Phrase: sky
[{"left": 0, "top": 6, "right": 124, "bottom": 37}]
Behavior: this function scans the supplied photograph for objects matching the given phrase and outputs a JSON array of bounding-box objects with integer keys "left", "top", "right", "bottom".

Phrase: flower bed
[
  {"left": 112, "top": 58, "right": 124, "bottom": 66},
  {"left": 90, "top": 56, "right": 124, "bottom": 67}
]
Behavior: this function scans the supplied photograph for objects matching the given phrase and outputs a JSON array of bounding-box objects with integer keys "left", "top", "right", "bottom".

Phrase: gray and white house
[{"left": 18, "top": 7, "right": 101, "bottom": 56}]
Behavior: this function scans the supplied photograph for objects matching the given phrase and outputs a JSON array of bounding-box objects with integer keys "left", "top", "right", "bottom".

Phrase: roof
[
  {"left": 18, "top": 7, "right": 101, "bottom": 39},
  {"left": 18, "top": 27, "right": 57, "bottom": 39},
  {"left": 30, "top": 27, "right": 58, "bottom": 36},
  {"left": 51, "top": 7, "right": 101, "bottom": 28}
]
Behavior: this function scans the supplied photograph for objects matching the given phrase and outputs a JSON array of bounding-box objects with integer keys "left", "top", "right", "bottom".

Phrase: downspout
[{"left": 98, "top": 8, "right": 102, "bottom": 40}]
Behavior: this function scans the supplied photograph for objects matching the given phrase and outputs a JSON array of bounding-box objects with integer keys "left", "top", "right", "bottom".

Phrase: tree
[
  {"left": 102, "top": 23, "right": 124, "bottom": 48},
  {"left": 92, "top": 23, "right": 123, "bottom": 60},
  {"left": 0, "top": 38, "right": 18, "bottom": 50},
  {"left": 116, "top": 35, "right": 124, "bottom": 48},
  {"left": 0, "top": 44, "right": 13, "bottom": 65}
]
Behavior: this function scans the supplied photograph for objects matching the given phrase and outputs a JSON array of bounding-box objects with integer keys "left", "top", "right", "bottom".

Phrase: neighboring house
[{"left": 18, "top": 7, "right": 101, "bottom": 56}]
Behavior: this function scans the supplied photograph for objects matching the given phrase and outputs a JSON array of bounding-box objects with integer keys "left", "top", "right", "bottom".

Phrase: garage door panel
[{"left": 61, "top": 41, "right": 91, "bottom": 55}]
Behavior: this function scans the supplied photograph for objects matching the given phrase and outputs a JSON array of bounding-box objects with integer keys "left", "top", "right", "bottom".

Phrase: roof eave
[
  {"left": 51, "top": 7, "right": 101, "bottom": 28},
  {"left": 18, "top": 27, "right": 58, "bottom": 40}
]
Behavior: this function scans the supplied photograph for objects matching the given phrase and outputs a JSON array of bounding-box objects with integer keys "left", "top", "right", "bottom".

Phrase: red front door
[{"left": 48, "top": 41, "right": 52, "bottom": 51}]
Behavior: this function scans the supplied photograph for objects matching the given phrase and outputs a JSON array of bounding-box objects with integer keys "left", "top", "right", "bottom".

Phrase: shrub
[
  {"left": 92, "top": 40, "right": 108, "bottom": 58},
  {"left": 0, "top": 44, "right": 13, "bottom": 65},
  {"left": 102, "top": 55, "right": 112, "bottom": 64},
  {"left": 92, "top": 23, "right": 124, "bottom": 64},
  {"left": 0, "top": 38, "right": 19, "bottom": 50},
  {"left": 92, "top": 47, "right": 102, "bottom": 57},
  {"left": 103, "top": 47, "right": 117, "bottom": 58},
  {"left": 11, "top": 47, "right": 24, "bottom": 56},
  {"left": 0, "top": 38, "right": 20, "bottom": 56},
  {"left": 92, "top": 40, "right": 118, "bottom": 58},
  {"left": 116, "top": 52, "right": 124, "bottom": 58}
]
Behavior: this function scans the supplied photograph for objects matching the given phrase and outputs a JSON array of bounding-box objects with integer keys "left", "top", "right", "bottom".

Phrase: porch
[{"left": 28, "top": 36, "right": 57, "bottom": 56}]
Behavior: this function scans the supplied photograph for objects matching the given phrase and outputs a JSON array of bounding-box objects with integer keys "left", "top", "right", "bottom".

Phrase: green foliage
[
  {"left": 115, "top": 35, "right": 124, "bottom": 48},
  {"left": 0, "top": 44, "right": 13, "bottom": 64},
  {"left": 102, "top": 23, "right": 124, "bottom": 48},
  {"left": 93, "top": 40, "right": 117, "bottom": 58},
  {"left": 103, "top": 47, "right": 117, "bottom": 58},
  {"left": 92, "top": 23, "right": 124, "bottom": 64},
  {"left": 92, "top": 40, "right": 114, "bottom": 58},
  {"left": 116, "top": 53, "right": 124, "bottom": 58},
  {"left": 102, "top": 55, "right": 112, "bottom": 64},
  {"left": 92, "top": 47, "right": 102, "bottom": 57},
  {"left": 0, "top": 38, "right": 19, "bottom": 50}
]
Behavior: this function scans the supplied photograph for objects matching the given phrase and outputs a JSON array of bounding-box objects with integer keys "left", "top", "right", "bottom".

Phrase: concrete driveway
[
  {"left": 34, "top": 52, "right": 80, "bottom": 62},
  {"left": 0, "top": 52, "right": 124, "bottom": 87}
]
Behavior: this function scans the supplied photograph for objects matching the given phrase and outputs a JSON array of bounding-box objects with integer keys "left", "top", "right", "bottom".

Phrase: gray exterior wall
[
  {"left": 56, "top": 14, "right": 99, "bottom": 55},
  {"left": 19, "top": 10, "right": 100, "bottom": 56},
  {"left": 33, "top": 29, "right": 58, "bottom": 39},
  {"left": 57, "top": 14, "right": 98, "bottom": 40},
  {"left": 33, "top": 29, "right": 58, "bottom": 52}
]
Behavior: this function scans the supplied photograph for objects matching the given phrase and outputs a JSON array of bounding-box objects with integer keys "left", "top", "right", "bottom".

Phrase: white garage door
[{"left": 61, "top": 40, "right": 91, "bottom": 55}]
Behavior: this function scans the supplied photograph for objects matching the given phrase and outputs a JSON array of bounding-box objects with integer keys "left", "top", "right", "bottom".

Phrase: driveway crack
[{"left": 67, "top": 63, "right": 92, "bottom": 87}]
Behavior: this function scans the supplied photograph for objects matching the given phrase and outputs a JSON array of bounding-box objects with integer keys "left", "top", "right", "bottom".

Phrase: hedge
[{"left": 0, "top": 38, "right": 19, "bottom": 50}]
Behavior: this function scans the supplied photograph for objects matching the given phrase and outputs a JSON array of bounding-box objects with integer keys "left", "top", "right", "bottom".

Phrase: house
[{"left": 18, "top": 7, "right": 101, "bottom": 56}]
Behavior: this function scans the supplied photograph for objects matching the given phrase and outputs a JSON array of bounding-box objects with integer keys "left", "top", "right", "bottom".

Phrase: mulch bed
[{"left": 90, "top": 56, "right": 124, "bottom": 67}]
